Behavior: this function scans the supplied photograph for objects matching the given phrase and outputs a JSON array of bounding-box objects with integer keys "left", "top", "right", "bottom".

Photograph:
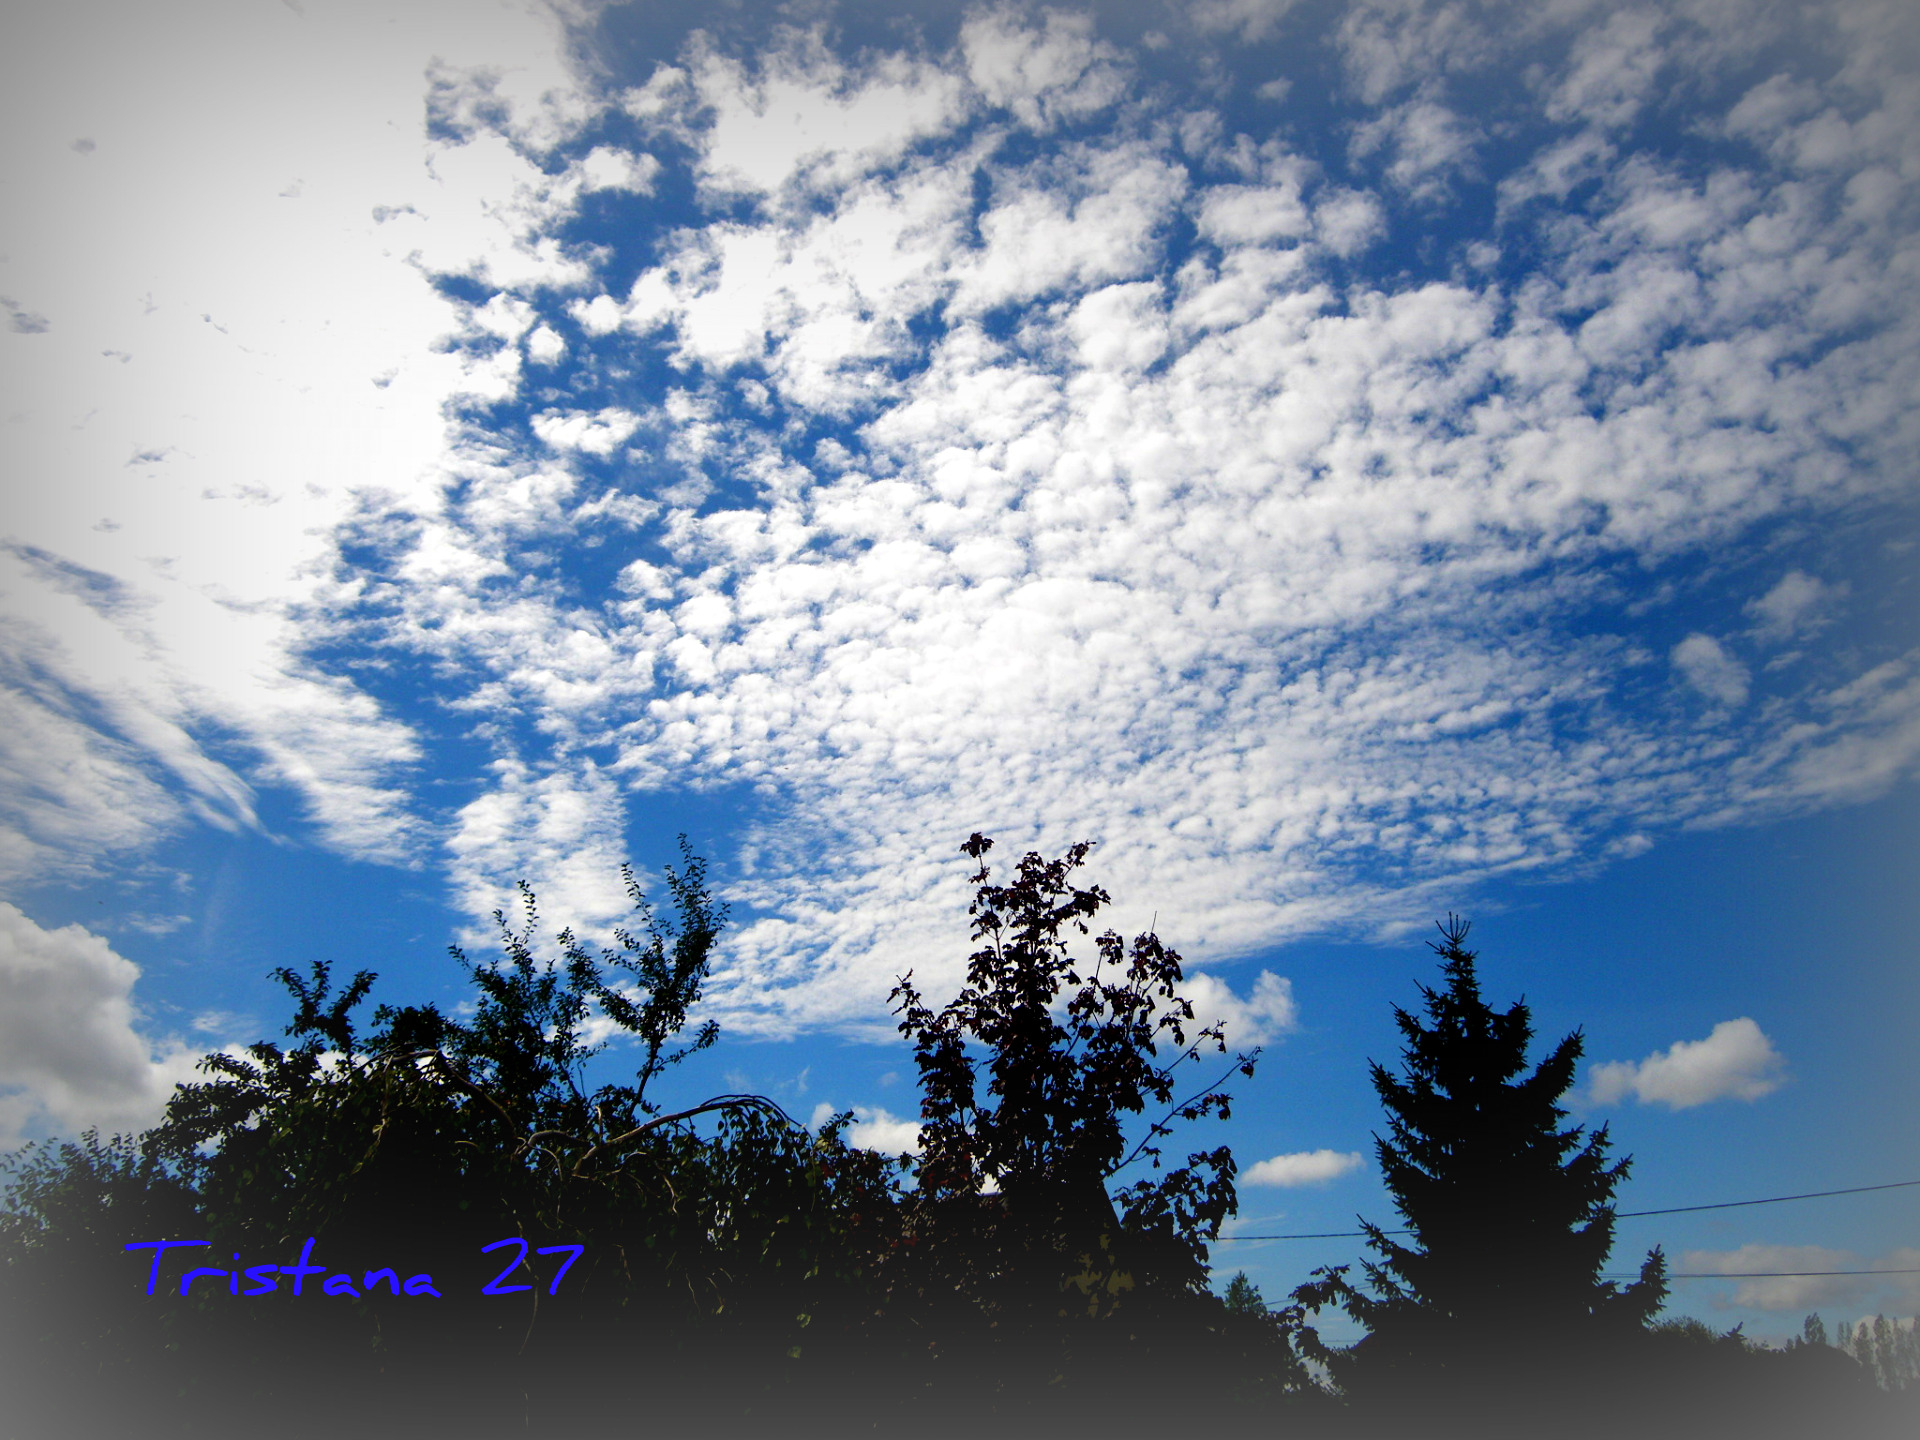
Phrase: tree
[
  {"left": 1292, "top": 917, "right": 1665, "bottom": 1429},
  {"left": 884, "top": 834, "right": 1257, "bottom": 1411},
  {"left": 1845, "top": 1315, "right": 1920, "bottom": 1391},
  {"left": 2, "top": 840, "right": 901, "bottom": 1439},
  {"left": 1224, "top": 1271, "right": 1268, "bottom": 1317},
  {"left": 1638, "top": 1313, "right": 1909, "bottom": 1435},
  {"left": 143, "top": 840, "right": 764, "bottom": 1314},
  {"left": 0, "top": 1128, "right": 204, "bottom": 1438}
]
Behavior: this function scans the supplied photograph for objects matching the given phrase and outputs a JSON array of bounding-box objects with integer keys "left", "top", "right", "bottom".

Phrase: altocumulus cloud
[
  {"left": 1589, "top": 1017, "right": 1787, "bottom": 1109},
  {"left": 4, "top": 0, "right": 1919, "bottom": 1042},
  {"left": 366, "top": 0, "right": 1920, "bottom": 1035}
]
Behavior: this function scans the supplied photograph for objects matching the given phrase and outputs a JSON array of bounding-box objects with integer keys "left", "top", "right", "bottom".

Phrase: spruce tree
[{"left": 1293, "top": 917, "right": 1665, "bottom": 1425}]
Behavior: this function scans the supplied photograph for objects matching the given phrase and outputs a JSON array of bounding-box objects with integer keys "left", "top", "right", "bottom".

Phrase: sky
[{"left": 1, "top": 0, "right": 1915, "bottom": 1346}]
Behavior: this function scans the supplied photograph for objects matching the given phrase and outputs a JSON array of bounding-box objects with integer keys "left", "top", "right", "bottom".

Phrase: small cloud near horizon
[{"left": 1678, "top": 1244, "right": 1920, "bottom": 1313}]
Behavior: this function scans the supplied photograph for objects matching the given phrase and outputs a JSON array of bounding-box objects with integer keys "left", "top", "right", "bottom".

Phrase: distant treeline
[{"left": 1, "top": 837, "right": 1910, "bottom": 1439}]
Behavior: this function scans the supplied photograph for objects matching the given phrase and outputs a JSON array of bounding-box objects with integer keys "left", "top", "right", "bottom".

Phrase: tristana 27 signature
[{"left": 125, "top": 1237, "right": 584, "bottom": 1299}]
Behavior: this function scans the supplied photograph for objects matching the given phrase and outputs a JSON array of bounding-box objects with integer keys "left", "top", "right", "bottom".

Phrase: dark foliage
[
  {"left": 882, "top": 834, "right": 1291, "bottom": 1423},
  {"left": 13, "top": 859, "right": 1898, "bottom": 1439},
  {"left": 1290, "top": 917, "right": 1665, "bottom": 1434},
  {"left": 1625, "top": 1315, "right": 1917, "bottom": 1438},
  {"left": 1, "top": 840, "right": 897, "bottom": 1439},
  {"left": 1841, "top": 1313, "right": 1920, "bottom": 1391},
  {"left": 0, "top": 1128, "right": 202, "bottom": 1426}
]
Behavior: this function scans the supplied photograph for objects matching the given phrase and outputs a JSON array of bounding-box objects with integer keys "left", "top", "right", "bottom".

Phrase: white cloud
[
  {"left": 960, "top": 6, "right": 1128, "bottom": 132},
  {"left": 810, "top": 1101, "right": 923, "bottom": 1155},
  {"left": 951, "top": 142, "right": 1188, "bottom": 314},
  {"left": 1312, "top": 187, "right": 1386, "bottom": 256},
  {"left": 690, "top": 32, "right": 966, "bottom": 199},
  {"left": 1589, "top": 1018, "right": 1787, "bottom": 1109},
  {"left": 1544, "top": 9, "right": 1668, "bottom": 131},
  {"left": 1678, "top": 1244, "right": 1920, "bottom": 1313},
  {"left": 1243, "top": 1148, "right": 1365, "bottom": 1187},
  {"left": 573, "top": 145, "right": 659, "bottom": 195},
  {"left": 1672, "top": 634, "right": 1751, "bottom": 707},
  {"left": 1335, "top": 0, "right": 1494, "bottom": 106},
  {"left": 373, "top": 1, "right": 1920, "bottom": 1024},
  {"left": 1067, "top": 281, "right": 1170, "bottom": 371},
  {"left": 1497, "top": 129, "right": 1618, "bottom": 214},
  {"left": 1350, "top": 96, "right": 1482, "bottom": 199},
  {"left": 531, "top": 408, "right": 642, "bottom": 456},
  {"left": 1747, "top": 570, "right": 1837, "bottom": 640},
  {"left": 0, "top": 902, "right": 204, "bottom": 1147},
  {"left": 571, "top": 294, "right": 625, "bottom": 336},
  {"left": 444, "top": 756, "right": 638, "bottom": 946},
  {"left": 1197, "top": 179, "right": 1313, "bottom": 248},
  {"left": 0, "top": 669, "right": 187, "bottom": 883},
  {"left": 1772, "top": 659, "right": 1920, "bottom": 808},
  {"left": 526, "top": 324, "right": 567, "bottom": 365},
  {"left": 1190, "top": 0, "right": 1300, "bottom": 44},
  {"left": 1178, "top": 970, "right": 1299, "bottom": 1050},
  {"left": 0, "top": 0, "right": 586, "bottom": 878},
  {"left": 0, "top": 543, "right": 424, "bottom": 880}
]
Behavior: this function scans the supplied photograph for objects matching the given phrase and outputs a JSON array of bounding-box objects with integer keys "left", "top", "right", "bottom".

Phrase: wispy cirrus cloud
[{"left": 0, "top": 0, "right": 608, "bottom": 885}]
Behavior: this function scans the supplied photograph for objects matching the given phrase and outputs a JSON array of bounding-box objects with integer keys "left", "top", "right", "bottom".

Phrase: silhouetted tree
[
  {"left": 2, "top": 840, "right": 901, "bottom": 1440},
  {"left": 1224, "top": 1270, "right": 1268, "bottom": 1317},
  {"left": 1291, "top": 917, "right": 1664, "bottom": 1435},
  {"left": 1845, "top": 1314, "right": 1920, "bottom": 1391},
  {"left": 1639, "top": 1313, "right": 1909, "bottom": 1437},
  {"left": 0, "top": 1128, "right": 203, "bottom": 1439},
  {"left": 884, "top": 834, "right": 1259, "bottom": 1423}
]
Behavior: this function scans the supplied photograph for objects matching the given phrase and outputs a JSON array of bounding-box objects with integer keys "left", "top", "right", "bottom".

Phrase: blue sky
[{"left": 1, "top": 0, "right": 1915, "bottom": 1346}]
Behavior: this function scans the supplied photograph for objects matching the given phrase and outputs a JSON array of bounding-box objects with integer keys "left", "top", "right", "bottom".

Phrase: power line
[
  {"left": 1637, "top": 1269, "right": 1920, "bottom": 1280},
  {"left": 1222, "top": 1229, "right": 1400, "bottom": 1240},
  {"left": 1218, "top": 1178, "right": 1920, "bottom": 1241},
  {"left": 1261, "top": 1271, "right": 1920, "bottom": 1311},
  {"left": 1617, "top": 1179, "right": 1920, "bottom": 1219}
]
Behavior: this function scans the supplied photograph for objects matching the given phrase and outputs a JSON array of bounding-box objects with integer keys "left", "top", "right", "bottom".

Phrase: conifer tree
[{"left": 1292, "top": 917, "right": 1665, "bottom": 1424}]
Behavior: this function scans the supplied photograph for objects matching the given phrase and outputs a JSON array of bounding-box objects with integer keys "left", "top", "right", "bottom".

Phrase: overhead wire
[
  {"left": 1217, "top": 1177, "right": 1920, "bottom": 1241},
  {"left": 1611, "top": 1268, "right": 1920, "bottom": 1279},
  {"left": 1619, "top": 1178, "right": 1920, "bottom": 1219}
]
